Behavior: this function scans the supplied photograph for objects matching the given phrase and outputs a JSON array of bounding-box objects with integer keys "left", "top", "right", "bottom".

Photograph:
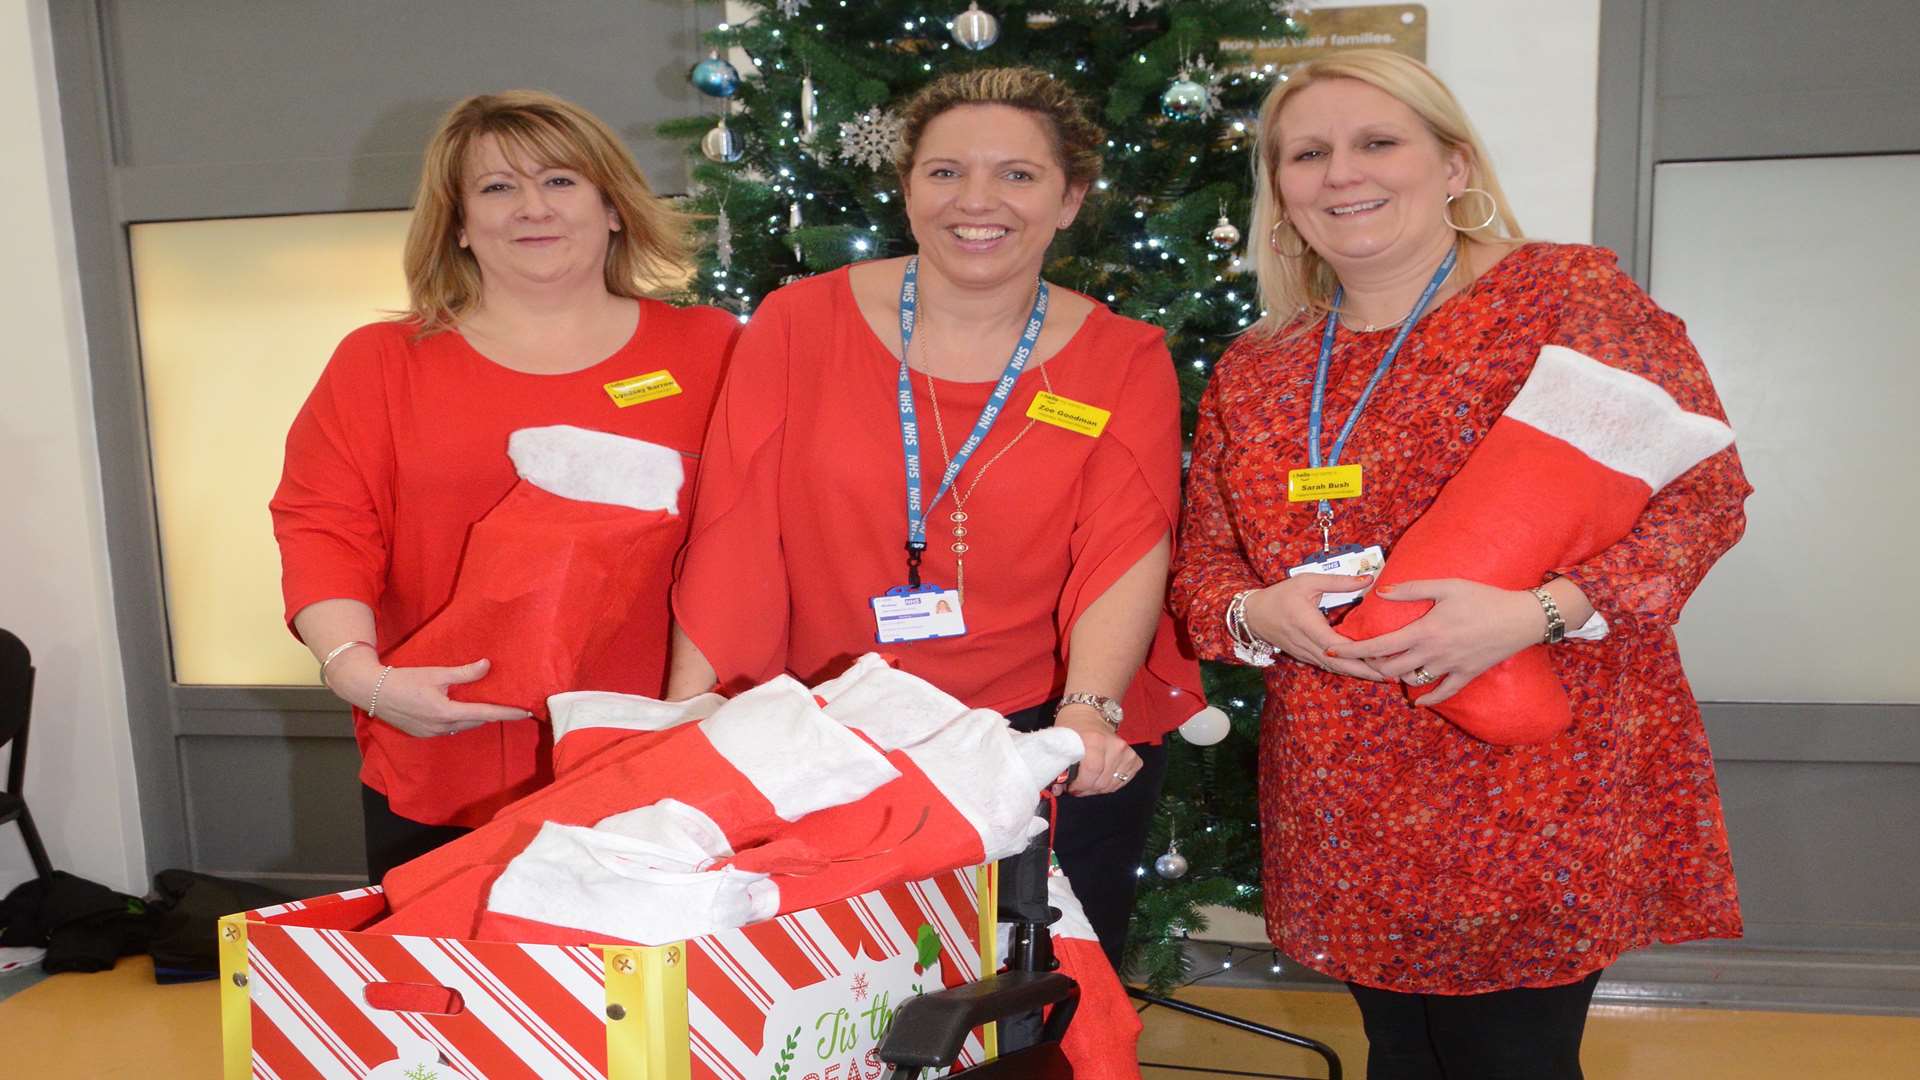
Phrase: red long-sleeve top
[
  {"left": 673, "top": 268, "right": 1203, "bottom": 742},
  {"left": 1171, "top": 244, "right": 1749, "bottom": 993},
  {"left": 271, "top": 300, "right": 739, "bottom": 825}
]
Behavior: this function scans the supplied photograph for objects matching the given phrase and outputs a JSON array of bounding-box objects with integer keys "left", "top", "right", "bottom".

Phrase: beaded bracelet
[{"left": 367, "top": 665, "right": 395, "bottom": 718}]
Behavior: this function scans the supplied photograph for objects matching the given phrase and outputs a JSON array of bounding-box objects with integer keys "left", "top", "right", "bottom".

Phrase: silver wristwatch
[{"left": 1056, "top": 692, "right": 1124, "bottom": 733}]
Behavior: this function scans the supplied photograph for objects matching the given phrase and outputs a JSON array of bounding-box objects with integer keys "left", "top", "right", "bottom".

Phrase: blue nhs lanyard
[
  {"left": 1306, "top": 247, "right": 1457, "bottom": 544},
  {"left": 895, "top": 256, "right": 1049, "bottom": 587}
]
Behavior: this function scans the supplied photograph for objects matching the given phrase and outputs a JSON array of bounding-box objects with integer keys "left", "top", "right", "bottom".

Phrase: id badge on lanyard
[
  {"left": 875, "top": 257, "right": 1049, "bottom": 641},
  {"left": 1292, "top": 247, "right": 1456, "bottom": 566},
  {"left": 871, "top": 584, "right": 967, "bottom": 643}
]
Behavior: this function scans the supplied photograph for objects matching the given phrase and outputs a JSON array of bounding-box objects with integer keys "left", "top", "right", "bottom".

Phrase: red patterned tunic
[{"left": 1170, "top": 243, "right": 1749, "bottom": 993}]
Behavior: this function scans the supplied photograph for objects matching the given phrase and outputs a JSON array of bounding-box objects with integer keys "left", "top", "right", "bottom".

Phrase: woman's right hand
[
  {"left": 327, "top": 654, "right": 531, "bottom": 738},
  {"left": 1242, "top": 574, "right": 1385, "bottom": 681}
]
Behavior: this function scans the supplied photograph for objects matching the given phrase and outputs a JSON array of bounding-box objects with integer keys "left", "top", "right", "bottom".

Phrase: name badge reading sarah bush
[{"left": 1287, "top": 463, "right": 1363, "bottom": 502}]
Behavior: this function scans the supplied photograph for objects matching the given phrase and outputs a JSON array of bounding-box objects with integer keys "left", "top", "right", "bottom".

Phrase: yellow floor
[{"left": 3, "top": 957, "right": 1918, "bottom": 1078}]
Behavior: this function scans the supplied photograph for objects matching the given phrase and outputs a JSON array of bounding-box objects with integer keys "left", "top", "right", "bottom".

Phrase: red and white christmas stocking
[
  {"left": 364, "top": 425, "right": 686, "bottom": 827},
  {"left": 1045, "top": 867, "right": 1143, "bottom": 1080},
  {"left": 372, "top": 676, "right": 900, "bottom": 938},
  {"left": 464, "top": 660, "right": 1081, "bottom": 945},
  {"left": 1337, "top": 345, "right": 1734, "bottom": 743}
]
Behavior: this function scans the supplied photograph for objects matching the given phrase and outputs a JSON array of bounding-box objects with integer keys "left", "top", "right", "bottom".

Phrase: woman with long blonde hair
[{"left": 1172, "top": 51, "right": 1748, "bottom": 1077}]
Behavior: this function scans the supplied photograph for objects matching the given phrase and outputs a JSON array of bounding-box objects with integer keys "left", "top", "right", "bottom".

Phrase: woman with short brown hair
[{"left": 670, "top": 67, "right": 1204, "bottom": 965}]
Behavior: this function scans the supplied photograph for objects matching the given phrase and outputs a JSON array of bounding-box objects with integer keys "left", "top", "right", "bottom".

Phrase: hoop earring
[
  {"left": 1445, "top": 188, "right": 1498, "bottom": 232},
  {"left": 1268, "top": 218, "right": 1308, "bottom": 258}
]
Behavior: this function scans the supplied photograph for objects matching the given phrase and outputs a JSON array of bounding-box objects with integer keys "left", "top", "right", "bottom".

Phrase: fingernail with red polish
[
  {"left": 1324, "top": 648, "right": 1340, "bottom": 658},
  {"left": 1376, "top": 583, "right": 1395, "bottom": 595}
]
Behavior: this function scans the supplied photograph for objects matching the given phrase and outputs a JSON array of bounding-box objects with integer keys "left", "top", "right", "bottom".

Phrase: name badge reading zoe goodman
[
  {"left": 871, "top": 585, "right": 967, "bottom": 643},
  {"left": 603, "top": 369, "right": 683, "bottom": 408},
  {"left": 1026, "top": 392, "right": 1111, "bottom": 437},
  {"left": 1287, "top": 463, "right": 1363, "bottom": 502}
]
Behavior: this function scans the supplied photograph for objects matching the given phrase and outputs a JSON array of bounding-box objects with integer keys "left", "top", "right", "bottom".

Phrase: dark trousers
[
  {"left": 1005, "top": 703, "right": 1169, "bottom": 971},
  {"left": 361, "top": 784, "right": 473, "bottom": 885},
  {"left": 1347, "top": 969, "right": 1604, "bottom": 1080}
]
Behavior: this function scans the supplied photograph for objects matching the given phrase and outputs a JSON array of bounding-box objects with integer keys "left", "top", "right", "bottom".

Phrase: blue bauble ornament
[{"left": 690, "top": 51, "right": 740, "bottom": 98}]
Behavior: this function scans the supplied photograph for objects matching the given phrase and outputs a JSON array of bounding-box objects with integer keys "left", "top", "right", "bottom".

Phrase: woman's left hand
[
  {"left": 1053, "top": 705, "right": 1143, "bottom": 797},
  {"left": 1327, "top": 579, "right": 1545, "bottom": 706}
]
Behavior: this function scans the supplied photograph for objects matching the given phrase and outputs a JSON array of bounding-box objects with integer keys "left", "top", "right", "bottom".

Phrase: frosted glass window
[
  {"left": 131, "top": 211, "right": 411, "bottom": 686},
  {"left": 1652, "top": 156, "right": 1920, "bottom": 704}
]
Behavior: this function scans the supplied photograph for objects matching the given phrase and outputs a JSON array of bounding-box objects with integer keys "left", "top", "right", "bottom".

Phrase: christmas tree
[{"left": 661, "top": 0, "right": 1309, "bottom": 990}]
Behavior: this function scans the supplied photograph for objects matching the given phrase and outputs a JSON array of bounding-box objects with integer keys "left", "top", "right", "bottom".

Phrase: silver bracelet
[
  {"left": 366, "top": 664, "right": 395, "bottom": 718},
  {"left": 318, "top": 640, "right": 373, "bottom": 687},
  {"left": 1226, "top": 590, "right": 1277, "bottom": 668}
]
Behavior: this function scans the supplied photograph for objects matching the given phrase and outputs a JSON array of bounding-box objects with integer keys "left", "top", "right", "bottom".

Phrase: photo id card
[
  {"left": 871, "top": 585, "right": 968, "bottom": 643},
  {"left": 1286, "top": 544, "right": 1386, "bottom": 610}
]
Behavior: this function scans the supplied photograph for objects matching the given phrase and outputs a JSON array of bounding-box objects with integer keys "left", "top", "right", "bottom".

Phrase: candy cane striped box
[{"left": 219, "top": 867, "right": 996, "bottom": 1080}]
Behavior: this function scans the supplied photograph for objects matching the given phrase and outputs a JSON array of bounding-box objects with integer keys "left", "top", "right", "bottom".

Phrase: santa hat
[
  {"left": 1338, "top": 346, "right": 1734, "bottom": 743},
  {"left": 364, "top": 426, "right": 687, "bottom": 826}
]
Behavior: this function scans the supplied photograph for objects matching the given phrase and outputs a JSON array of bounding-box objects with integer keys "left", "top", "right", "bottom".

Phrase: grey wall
[
  {"left": 1593, "top": 0, "right": 1920, "bottom": 1014},
  {"left": 49, "top": 0, "right": 715, "bottom": 896}
]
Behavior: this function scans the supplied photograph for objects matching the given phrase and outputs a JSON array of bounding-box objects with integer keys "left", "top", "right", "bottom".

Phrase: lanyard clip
[
  {"left": 1316, "top": 507, "right": 1334, "bottom": 555},
  {"left": 904, "top": 541, "right": 927, "bottom": 589}
]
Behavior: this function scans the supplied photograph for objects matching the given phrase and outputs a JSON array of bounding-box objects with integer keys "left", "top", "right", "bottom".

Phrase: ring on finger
[{"left": 1406, "top": 665, "right": 1440, "bottom": 687}]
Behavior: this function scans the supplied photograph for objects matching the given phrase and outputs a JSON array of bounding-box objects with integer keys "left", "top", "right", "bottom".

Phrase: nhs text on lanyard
[
  {"left": 1284, "top": 248, "right": 1455, "bottom": 609},
  {"left": 875, "top": 256, "right": 1049, "bottom": 642}
]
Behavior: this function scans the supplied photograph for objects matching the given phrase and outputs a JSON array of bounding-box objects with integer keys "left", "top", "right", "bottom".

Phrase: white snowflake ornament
[
  {"left": 1097, "top": 0, "right": 1161, "bottom": 15},
  {"left": 837, "top": 108, "right": 905, "bottom": 172}
]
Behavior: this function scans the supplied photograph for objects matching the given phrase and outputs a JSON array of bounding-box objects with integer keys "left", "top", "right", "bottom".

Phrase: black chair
[
  {"left": 878, "top": 805, "right": 1078, "bottom": 1079},
  {"left": 0, "top": 628, "right": 54, "bottom": 881}
]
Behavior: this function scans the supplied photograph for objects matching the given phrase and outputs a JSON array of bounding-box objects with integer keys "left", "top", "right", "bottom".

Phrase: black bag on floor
[
  {"left": 147, "top": 869, "right": 292, "bottom": 983},
  {"left": 0, "top": 870, "right": 153, "bottom": 974}
]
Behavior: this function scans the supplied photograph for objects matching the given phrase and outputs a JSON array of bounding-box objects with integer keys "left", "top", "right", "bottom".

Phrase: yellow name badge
[
  {"left": 1287, "top": 464, "right": 1364, "bottom": 502},
  {"left": 603, "top": 370, "right": 682, "bottom": 408},
  {"left": 1025, "top": 391, "right": 1111, "bottom": 438}
]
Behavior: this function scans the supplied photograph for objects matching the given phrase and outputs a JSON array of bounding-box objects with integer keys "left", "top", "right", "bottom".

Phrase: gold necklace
[{"left": 918, "top": 305, "right": 1052, "bottom": 605}]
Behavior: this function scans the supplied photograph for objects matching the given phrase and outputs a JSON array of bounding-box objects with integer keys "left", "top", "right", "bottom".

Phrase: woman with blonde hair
[
  {"left": 670, "top": 67, "right": 1204, "bottom": 966},
  {"left": 272, "top": 90, "right": 739, "bottom": 881},
  {"left": 1171, "top": 50, "right": 1748, "bottom": 1077}
]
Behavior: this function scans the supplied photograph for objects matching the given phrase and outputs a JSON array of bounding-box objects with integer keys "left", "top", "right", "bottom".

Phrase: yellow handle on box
[{"left": 604, "top": 943, "right": 691, "bottom": 1080}]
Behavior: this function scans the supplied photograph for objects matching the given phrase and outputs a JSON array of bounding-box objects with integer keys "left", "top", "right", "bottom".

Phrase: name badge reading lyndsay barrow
[
  {"left": 603, "top": 370, "right": 682, "bottom": 408},
  {"left": 1026, "top": 392, "right": 1111, "bottom": 437},
  {"left": 1287, "top": 463, "right": 1363, "bottom": 502}
]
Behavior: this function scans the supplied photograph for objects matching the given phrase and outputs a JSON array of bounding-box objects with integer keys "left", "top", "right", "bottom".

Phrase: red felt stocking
[{"left": 1337, "top": 346, "right": 1733, "bottom": 743}]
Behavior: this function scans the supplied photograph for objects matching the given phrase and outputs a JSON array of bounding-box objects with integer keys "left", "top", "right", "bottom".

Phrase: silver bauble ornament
[
  {"left": 1179, "top": 705, "right": 1231, "bottom": 746},
  {"left": 951, "top": 2, "right": 1000, "bottom": 50},
  {"left": 1160, "top": 73, "right": 1208, "bottom": 120},
  {"left": 1154, "top": 848, "right": 1190, "bottom": 879},
  {"left": 700, "top": 117, "right": 743, "bottom": 163},
  {"left": 1208, "top": 215, "right": 1242, "bottom": 251},
  {"left": 690, "top": 51, "right": 741, "bottom": 98}
]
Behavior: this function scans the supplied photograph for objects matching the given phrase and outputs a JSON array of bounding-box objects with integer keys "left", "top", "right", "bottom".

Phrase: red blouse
[
  {"left": 674, "top": 267, "right": 1203, "bottom": 741},
  {"left": 1171, "top": 243, "right": 1749, "bottom": 993},
  {"left": 272, "top": 301, "right": 739, "bottom": 826}
]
